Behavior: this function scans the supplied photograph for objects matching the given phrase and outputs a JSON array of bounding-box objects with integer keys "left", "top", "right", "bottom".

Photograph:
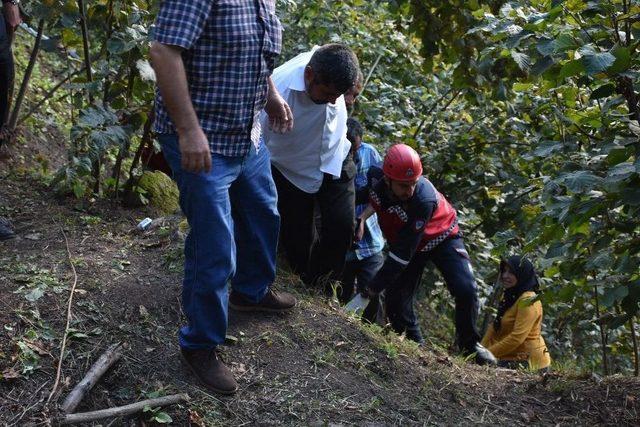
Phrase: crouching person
[
  {"left": 482, "top": 256, "right": 551, "bottom": 371},
  {"left": 340, "top": 118, "right": 385, "bottom": 322},
  {"left": 356, "top": 144, "right": 495, "bottom": 364}
]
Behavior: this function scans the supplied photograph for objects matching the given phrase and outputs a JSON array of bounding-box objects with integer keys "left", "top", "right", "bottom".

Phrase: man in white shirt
[{"left": 263, "top": 44, "right": 360, "bottom": 288}]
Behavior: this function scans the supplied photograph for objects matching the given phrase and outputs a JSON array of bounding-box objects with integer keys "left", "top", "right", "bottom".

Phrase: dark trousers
[
  {"left": 341, "top": 252, "right": 384, "bottom": 322},
  {"left": 0, "top": 17, "right": 15, "bottom": 135},
  {"left": 385, "top": 235, "right": 481, "bottom": 351},
  {"left": 272, "top": 157, "right": 355, "bottom": 290}
]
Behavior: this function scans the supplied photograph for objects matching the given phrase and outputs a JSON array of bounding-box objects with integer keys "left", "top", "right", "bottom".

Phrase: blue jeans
[{"left": 159, "top": 134, "right": 279, "bottom": 349}]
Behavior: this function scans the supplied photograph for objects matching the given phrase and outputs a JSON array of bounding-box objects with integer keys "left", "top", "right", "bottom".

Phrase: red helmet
[{"left": 383, "top": 144, "right": 423, "bottom": 181}]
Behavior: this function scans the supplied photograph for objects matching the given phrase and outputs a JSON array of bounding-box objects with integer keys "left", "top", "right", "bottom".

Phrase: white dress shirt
[{"left": 262, "top": 49, "right": 351, "bottom": 194}]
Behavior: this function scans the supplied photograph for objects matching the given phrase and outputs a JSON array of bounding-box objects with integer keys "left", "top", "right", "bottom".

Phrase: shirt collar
[{"left": 289, "top": 65, "right": 306, "bottom": 92}]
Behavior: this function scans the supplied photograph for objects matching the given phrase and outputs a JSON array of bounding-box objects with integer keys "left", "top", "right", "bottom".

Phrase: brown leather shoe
[
  {"left": 229, "top": 288, "right": 297, "bottom": 312},
  {"left": 180, "top": 348, "right": 238, "bottom": 395}
]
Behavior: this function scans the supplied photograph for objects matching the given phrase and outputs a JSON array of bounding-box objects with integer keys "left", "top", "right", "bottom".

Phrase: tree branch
[{"left": 59, "top": 394, "right": 190, "bottom": 425}]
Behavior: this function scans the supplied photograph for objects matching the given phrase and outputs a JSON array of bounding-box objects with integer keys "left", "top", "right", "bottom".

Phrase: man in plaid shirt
[{"left": 150, "top": 0, "right": 296, "bottom": 395}]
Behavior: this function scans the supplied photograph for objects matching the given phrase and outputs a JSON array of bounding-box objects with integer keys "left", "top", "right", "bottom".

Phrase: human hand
[
  {"left": 3, "top": 3, "right": 22, "bottom": 31},
  {"left": 178, "top": 127, "right": 211, "bottom": 173},
  {"left": 363, "top": 287, "right": 379, "bottom": 299},
  {"left": 265, "top": 90, "right": 293, "bottom": 134}
]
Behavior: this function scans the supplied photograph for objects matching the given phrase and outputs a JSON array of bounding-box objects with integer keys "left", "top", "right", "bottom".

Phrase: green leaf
[
  {"left": 512, "top": 82, "right": 533, "bottom": 91},
  {"left": 606, "top": 147, "right": 631, "bottom": 165},
  {"left": 605, "top": 162, "right": 636, "bottom": 183},
  {"left": 153, "top": 412, "right": 173, "bottom": 424},
  {"left": 530, "top": 55, "right": 555, "bottom": 76},
  {"left": 536, "top": 38, "right": 555, "bottom": 56},
  {"left": 559, "top": 171, "right": 603, "bottom": 193},
  {"left": 601, "top": 286, "right": 629, "bottom": 308},
  {"left": 553, "top": 33, "right": 577, "bottom": 52},
  {"left": 582, "top": 52, "right": 616, "bottom": 75},
  {"left": 590, "top": 83, "right": 616, "bottom": 100},
  {"left": 25, "top": 287, "right": 45, "bottom": 302},
  {"left": 607, "top": 313, "right": 631, "bottom": 329},
  {"left": 510, "top": 50, "right": 531, "bottom": 72},
  {"left": 608, "top": 46, "right": 631, "bottom": 74},
  {"left": 532, "top": 141, "right": 563, "bottom": 157},
  {"left": 586, "top": 252, "right": 612, "bottom": 270},
  {"left": 621, "top": 188, "right": 640, "bottom": 206},
  {"left": 559, "top": 60, "right": 585, "bottom": 79}
]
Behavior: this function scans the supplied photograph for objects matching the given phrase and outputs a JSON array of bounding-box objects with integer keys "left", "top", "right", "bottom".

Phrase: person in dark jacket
[
  {"left": 340, "top": 118, "right": 384, "bottom": 322},
  {"left": 356, "top": 144, "right": 495, "bottom": 364},
  {"left": 0, "top": 0, "right": 21, "bottom": 241}
]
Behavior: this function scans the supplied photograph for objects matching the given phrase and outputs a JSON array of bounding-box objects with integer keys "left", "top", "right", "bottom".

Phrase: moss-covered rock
[{"left": 137, "top": 171, "right": 180, "bottom": 215}]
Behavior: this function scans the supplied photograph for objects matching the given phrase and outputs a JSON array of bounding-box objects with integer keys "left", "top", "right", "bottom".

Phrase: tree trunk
[
  {"left": 101, "top": 0, "right": 115, "bottom": 104},
  {"left": 630, "top": 316, "right": 639, "bottom": 377},
  {"left": 77, "top": 0, "right": 101, "bottom": 194},
  {"left": 122, "top": 112, "right": 154, "bottom": 201},
  {"left": 77, "top": 0, "right": 93, "bottom": 98},
  {"left": 7, "top": 19, "right": 45, "bottom": 130},
  {"left": 593, "top": 284, "right": 609, "bottom": 375}
]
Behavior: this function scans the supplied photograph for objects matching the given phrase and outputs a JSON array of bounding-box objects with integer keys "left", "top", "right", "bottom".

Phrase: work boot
[
  {"left": 229, "top": 287, "right": 297, "bottom": 313},
  {"left": 180, "top": 348, "right": 238, "bottom": 395},
  {"left": 471, "top": 343, "right": 497, "bottom": 366},
  {"left": 0, "top": 217, "right": 15, "bottom": 241}
]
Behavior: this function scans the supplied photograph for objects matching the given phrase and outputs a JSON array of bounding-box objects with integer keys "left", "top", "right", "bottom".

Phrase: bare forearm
[
  {"left": 149, "top": 42, "right": 200, "bottom": 134},
  {"left": 358, "top": 204, "right": 375, "bottom": 221},
  {"left": 149, "top": 41, "right": 210, "bottom": 173},
  {"left": 267, "top": 76, "right": 276, "bottom": 97}
]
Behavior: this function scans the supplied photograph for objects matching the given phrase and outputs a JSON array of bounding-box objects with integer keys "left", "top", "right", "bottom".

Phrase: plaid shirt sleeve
[{"left": 153, "top": 0, "right": 214, "bottom": 49}]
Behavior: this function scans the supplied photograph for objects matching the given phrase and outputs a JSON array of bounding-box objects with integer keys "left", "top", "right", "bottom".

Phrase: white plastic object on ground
[
  {"left": 137, "top": 217, "right": 153, "bottom": 231},
  {"left": 343, "top": 293, "right": 370, "bottom": 315}
]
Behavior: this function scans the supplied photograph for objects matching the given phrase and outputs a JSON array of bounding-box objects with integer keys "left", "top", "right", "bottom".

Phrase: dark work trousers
[
  {"left": 341, "top": 251, "right": 384, "bottom": 322},
  {"left": 0, "top": 17, "right": 15, "bottom": 137},
  {"left": 272, "top": 155, "right": 356, "bottom": 292},
  {"left": 384, "top": 235, "right": 481, "bottom": 351}
]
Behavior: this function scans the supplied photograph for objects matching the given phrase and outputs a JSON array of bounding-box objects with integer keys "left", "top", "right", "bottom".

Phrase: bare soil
[{"left": 1, "top": 160, "right": 639, "bottom": 425}]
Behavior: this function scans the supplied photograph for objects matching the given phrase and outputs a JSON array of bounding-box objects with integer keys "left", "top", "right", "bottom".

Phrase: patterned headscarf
[{"left": 493, "top": 256, "right": 539, "bottom": 331}]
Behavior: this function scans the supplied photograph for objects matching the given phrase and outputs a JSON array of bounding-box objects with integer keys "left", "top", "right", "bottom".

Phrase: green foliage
[
  {"left": 281, "top": 0, "right": 640, "bottom": 374},
  {"left": 20, "top": 0, "right": 156, "bottom": 197},
  {"left": 14, "top": 0, "right": 640, "bottom": 374},
  {"left": 457, "top": 0, "right": 640, "bottom": 372}
]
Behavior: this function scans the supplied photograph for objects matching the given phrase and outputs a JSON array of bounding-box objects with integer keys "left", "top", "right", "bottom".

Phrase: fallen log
[
  {"left": 59, "top": 393, "right": 190, "bottom": 425},
  {"left": 60, "top": 343, "right": 123, "bottom": 414}
]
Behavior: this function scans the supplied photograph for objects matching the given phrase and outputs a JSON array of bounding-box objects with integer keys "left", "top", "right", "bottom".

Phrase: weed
[
  {"left": 310, "top": 346, "right": 337, "bottom": 367},
  {"left": 163, "top": 246, "right": 184, "bottom": 273},
  {"left": 12, "top": 308, "right": 54, "bottom": 376},
  {"left": 11, "top": 264, "right": 65, "bottom": 303},
  {"left": 80, "top": 215, "right": 102, "bottom": 225}
]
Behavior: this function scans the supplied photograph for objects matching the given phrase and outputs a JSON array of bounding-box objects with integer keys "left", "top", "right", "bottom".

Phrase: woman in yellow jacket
[{"left": 482, "top": 256, "right": 551, "bottom": 370}]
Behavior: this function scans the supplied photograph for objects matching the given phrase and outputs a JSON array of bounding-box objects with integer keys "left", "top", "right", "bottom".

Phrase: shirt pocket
[{"left": 209, "top": 0, "right": 259, "bottom": 46}]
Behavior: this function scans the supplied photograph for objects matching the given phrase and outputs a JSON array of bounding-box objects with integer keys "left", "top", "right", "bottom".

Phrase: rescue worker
[{"left": 356, "top": 144, "right": 496, "bottom": 364}]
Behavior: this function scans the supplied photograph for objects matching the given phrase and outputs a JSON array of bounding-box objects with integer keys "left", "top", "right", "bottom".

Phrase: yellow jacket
[{"left": 481, "top": 291, "right": 551, "bottom": 370}]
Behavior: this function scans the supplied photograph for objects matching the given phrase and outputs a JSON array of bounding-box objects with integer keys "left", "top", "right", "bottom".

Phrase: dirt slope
[{"left": 1, "top": 170, "right": 639, "bottom": 426}]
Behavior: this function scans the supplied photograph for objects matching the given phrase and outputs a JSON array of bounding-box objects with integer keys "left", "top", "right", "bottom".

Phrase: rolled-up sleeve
[{"left": 153, "top": 0, "right": 214, "bottom": 49}]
